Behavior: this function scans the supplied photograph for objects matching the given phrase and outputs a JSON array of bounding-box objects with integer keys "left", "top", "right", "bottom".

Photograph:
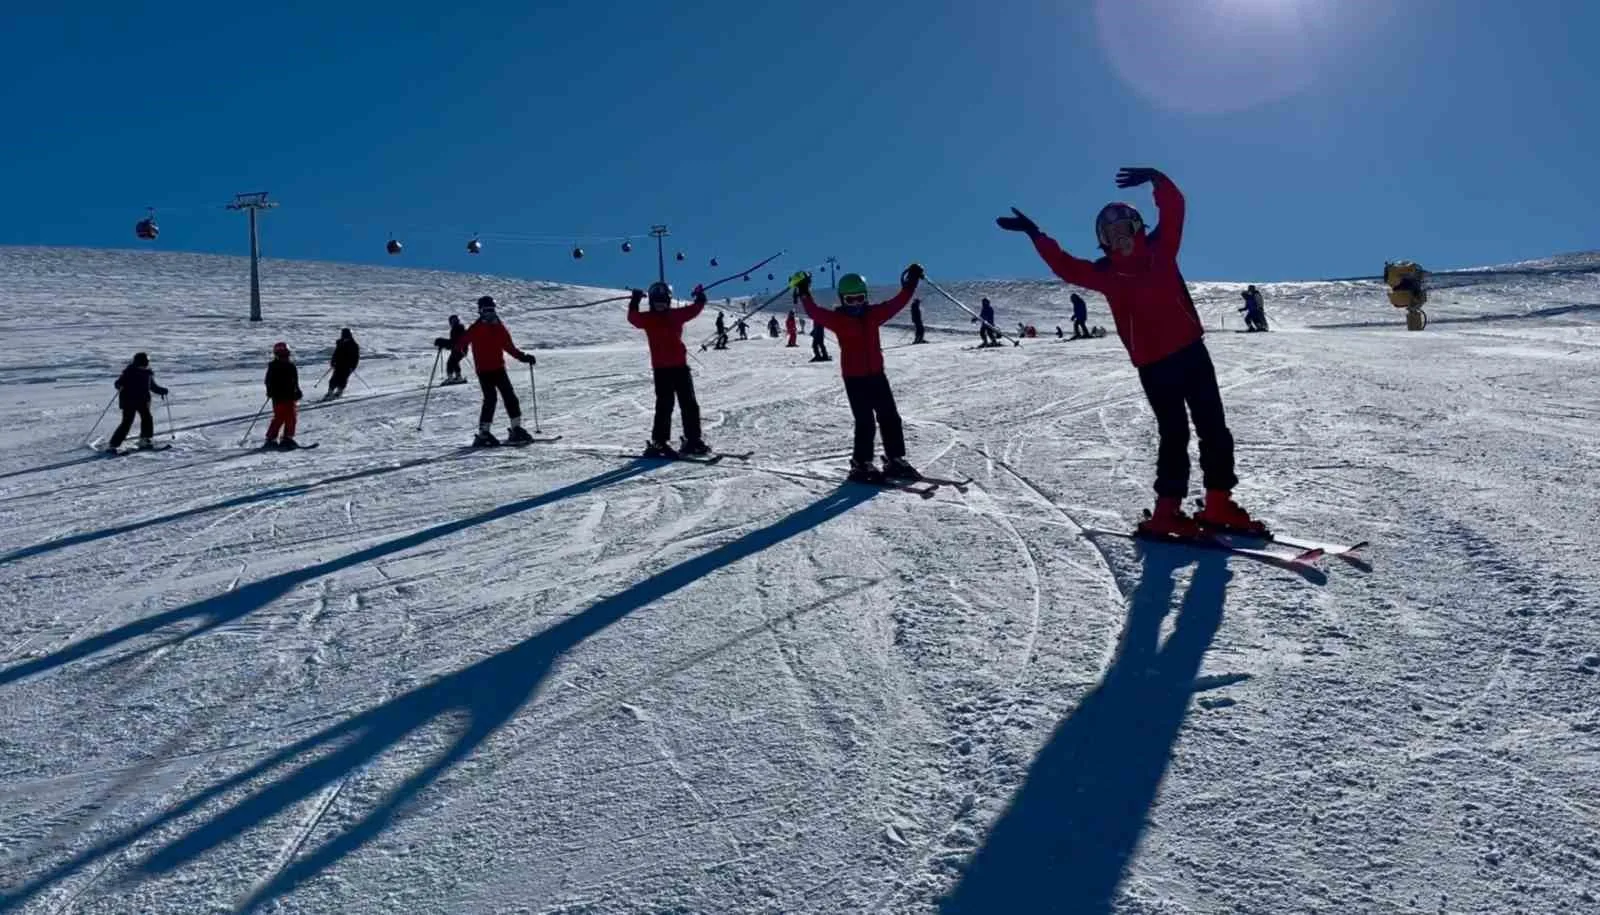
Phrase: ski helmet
[
  {"left": 837, "top": 273, "right": 869, "bottom": 310},
  {"left": 1095, "top": 202, "right": 1145, "bottom": 251},
  {"left": 647, "top": 281, "right": 673, "bottom": 310},
  {"left": 477, "top": 295, "right": 497, "bottom": 314},
  {"left": 272, "top": 341, "right": 290, "bottom": 357}
]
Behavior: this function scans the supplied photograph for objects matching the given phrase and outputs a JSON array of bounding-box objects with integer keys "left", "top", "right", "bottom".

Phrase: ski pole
[
  {"left": 83, "top": 392, "right": 116, "bottom": 445},
  {"left": 417, "top": 349, "right": 442, "bottom": 431},
  {"left": 698, "top": 249, "right": 786, "bottom": 296},
  {"left": 163, "top": 395, "right": 175, "bottom": 441},
  {"left": 527, "top": 363, "right": 542, "bottom": 433},
  {"left": 240, "top": 397, "right": 270, "bottom": 446},
  {"left": 923, "top": 277, "right": 1022, "bottom": 347},
  {"left": 354, "top": 370, "right": 374, "bottom": 392},
  {"left": 313, "top": 366, "right": 332, "bottom": 390}
]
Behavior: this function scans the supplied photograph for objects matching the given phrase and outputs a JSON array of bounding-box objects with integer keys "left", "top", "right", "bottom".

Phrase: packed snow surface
[{"left": 1, "top": 247, "right": 1597, "bottom": 914}]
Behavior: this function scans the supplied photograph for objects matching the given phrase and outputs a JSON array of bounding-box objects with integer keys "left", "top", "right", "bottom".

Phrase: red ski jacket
[
  {"left": 627, "top": 300, "right": 705, "bottom": 369},
  {"left": 456, "top": 318, "right": 529, "bottom": 373},
  {"left": 1029, "top": 175, "right": 1203, "bottom": 368},
  {"left": 801, "top": 285, "right": 913, "bottom": 378}
]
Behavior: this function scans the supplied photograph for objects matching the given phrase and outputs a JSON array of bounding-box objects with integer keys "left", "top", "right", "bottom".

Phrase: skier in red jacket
[
  {"left": 784, "top": 311, "right": 799, "bottom": 347},
  {"left": 997, "top": 167, "right": 1265, "bottom": 537},
  {"left": 798, "top": 263, "right": 924, "bottom": 482},
  {"left": 627, "top": 281, "right": 709, "bottom": 457},
  {"left": 455, "top": 295, "right": 537, "bottom": 446}
]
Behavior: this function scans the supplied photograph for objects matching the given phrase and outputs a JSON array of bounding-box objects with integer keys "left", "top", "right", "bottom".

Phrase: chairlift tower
[
  {"left": 823, "top": 256, "right": 840, "bottom": 290},
  {"left": 649, "top": 225, "right": 670, "bottom": 284},
  {"left": 226, "top": 192, "right": 278, "bottom": 322}
]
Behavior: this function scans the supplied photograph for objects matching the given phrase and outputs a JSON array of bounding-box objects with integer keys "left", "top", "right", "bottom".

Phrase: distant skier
[
  {"left": 1055, "top": 325, "right": 1065, "bottom": 339},
  {"left": 106, "top": 352, "right": 168, "bottom": 452},
  {"left": 1070, "top": 292, "right": 1089, "bottom": 339},
  {"left": 997, "top": 166, "right": 1266, "bottom": 537},
  {"left": 324, "top": 328, "right": 360, "bottom": 400},
  {"left": 433, "top": 315, "right": 469, "bottom": 384},
  {"left": 910, "top": 297, "right": 927, "bottom": 344},
  {"left": 1239, "top": 285, "right": 1269, "bottom": 332},
  {"left": 810, "top": 320, "right": 831, "bottom": 362},
  {"left": 973, "top": 297, "right": 1000, "bottom": 347},
  {"left": 264, "top": 342, "right": 304, "bottom": 449},
  {"left": 797, "top": 265, "right": 923, "bottom": 482},
  {"left": 735, "top": 317, "right": 749, "bottom": 341},
  {"left": 629, "top": 282, "right": 710, "bottom": 457},
  {"left": 455, "top": 295, "right": 537, "bottom": 446},
  {"left": 785, "top": 311, "right": 799, "bottom": 347},
  {"left": 714, "top": 312, "right": 730, "bottom": 350},
  {"left": 767, "top": 315, "right": 781, "bottom": 339}
]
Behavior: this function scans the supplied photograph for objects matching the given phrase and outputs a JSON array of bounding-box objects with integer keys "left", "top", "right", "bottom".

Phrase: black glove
[
  {"left": 629, "top": 288, "right": 645, "bottom": 307},
  {"left": 519, "top": 352, "right": 536, "bottom": 365},
  {"left": 1115, "top": 167, "right": 1163, "bottom": 189},
  {"left": 793, "top": 271, "right": 812, "bottom": 297},
  {"left": 995, "top": 207, "right": 1040, "bottom": 237},
  {"left": 901, "top": 263, "right": 924, "bottom": 287},
  {"left": 692, "top": 284, "right": 707, "bottom": 307}
]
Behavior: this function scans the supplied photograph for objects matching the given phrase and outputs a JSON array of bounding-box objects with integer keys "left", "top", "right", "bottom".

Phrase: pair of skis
[{"left": 1099, "top": 521, "right": 1368, "bottom": 570}]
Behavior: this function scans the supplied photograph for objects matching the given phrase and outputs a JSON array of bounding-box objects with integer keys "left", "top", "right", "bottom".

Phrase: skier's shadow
[
  {"left": 0, "top": 482, "right": 878, "bottom": 913},
  {"left": 941, "top": 545, "right": 1233, "bottom": 915}
]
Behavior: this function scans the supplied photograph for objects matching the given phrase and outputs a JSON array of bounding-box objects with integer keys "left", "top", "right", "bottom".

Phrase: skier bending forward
[
  {"left": 997, "top": 167, "right": 1265, "bottom": 537},
  {"left": 797, "top": 265, "right": 924, "bottom": 483}
]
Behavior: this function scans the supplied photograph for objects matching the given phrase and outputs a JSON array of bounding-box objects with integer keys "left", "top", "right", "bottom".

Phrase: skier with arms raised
[
  {"left": 997, "top": 167, "right": 1266, "bottom": 537},
  {"left": 797, "top": 265, "right": 924, "bottom": 482},
  {"left": 455, "top": 295, "right": 537, "bottom": 447},
  {"left": 628, "top": 281, "right": 711, "bottom": 457}
]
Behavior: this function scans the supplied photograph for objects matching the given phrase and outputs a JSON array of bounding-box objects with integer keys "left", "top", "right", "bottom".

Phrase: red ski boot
[
  {"left": 1136, "top": 496, "right": 1202, "bottom": 540},
  {"left": 1196, "top": 490, "right": 1269, "bottom": 537}
]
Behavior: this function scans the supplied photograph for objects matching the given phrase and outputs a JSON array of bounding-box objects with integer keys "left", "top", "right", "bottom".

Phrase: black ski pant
[
  {"left": 328, "top": 365, "right": 354, "bottom": 392},
  {"left": 108, "top": 406, "right": 154, "bottom": 448},
  {"left": 812, "top": 338, "right": 828, "bottom": 359},
  {"left": 1136, "top": 340, "right": 1237, "bottom": 499},
  {"left": 477, "top": 368, "right": 522, "bottom": 425},
  {"left": 980, "top": 325, "right": 1000, "bottom": 346},
  {"left": 1073, "top": 319, "right": 1088, "bottom": 338},
  {"left": 651, "top": 365, "right": 702, "bottom": 444},
  {"left": 912, "top": 321, "right": 925, "bottom": 344},
  {"left": 842, "top": 372, "right": 906, "bottom": 465},
  {"left": 445, "top": 350, "right": 464, "bottom": 379}
]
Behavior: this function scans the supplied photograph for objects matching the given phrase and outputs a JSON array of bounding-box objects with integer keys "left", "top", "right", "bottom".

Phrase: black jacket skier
[
  {"left": 326, "top": 329, "right": 360, "bottom": 398},
  {"left": 714, "top": 312, "right": 729, "bottom": 349},
  {"left": 434, "top": 315, "right": 469, "bottom": 382},
  {"left": 1071, "top": 293, "right": 1089, "bottom": 338},
  {"left": 810, "top": 320, "right": 830, "bottom": 361},
  {"left": 108, "top": 352, "right": 168, "bottom": 451},
  {"left": 910, "top": 297, "right": 926, "bottom": 344},
  {"left": 767, "top": 316, "right": 780, "bottom": 338}
]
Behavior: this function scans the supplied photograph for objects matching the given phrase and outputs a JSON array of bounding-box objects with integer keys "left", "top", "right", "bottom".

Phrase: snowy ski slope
[{"left": 1, "top": 246, "right": 1598, "bottom": 914}]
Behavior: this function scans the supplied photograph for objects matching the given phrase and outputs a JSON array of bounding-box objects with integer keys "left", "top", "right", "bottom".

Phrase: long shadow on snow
[
  {"left": 0, "top": 448, "right": 482, "bottom": 566},
  {"left": 0, "top": 452, "right": 109, "bottom": 483},
  {"left": 0, "top": 459, "right": 648, "bottom": 688},
  {"left": 0, "top": 483, "right": 878, "bottom": 913},
  {"left": 941, "top": 545, "right": 1234, "bottom": 915}
]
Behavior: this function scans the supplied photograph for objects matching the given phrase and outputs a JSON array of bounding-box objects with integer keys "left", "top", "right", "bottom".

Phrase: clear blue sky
[{"left": 3, "top": 1, "right": 1595, "bottom": 285}]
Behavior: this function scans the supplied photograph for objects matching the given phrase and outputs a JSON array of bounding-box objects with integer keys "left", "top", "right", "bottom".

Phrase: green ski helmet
[{"left": 837, "top": 273, "right": 870, "bottom": 310}]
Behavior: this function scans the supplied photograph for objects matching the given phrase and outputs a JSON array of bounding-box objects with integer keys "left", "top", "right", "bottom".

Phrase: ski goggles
[
  {"left": 840, "top": 291, "right": 869, "bottom": 308},
  {"left": 1096, "top": 204, "right": 1145, "bottom": 248}
]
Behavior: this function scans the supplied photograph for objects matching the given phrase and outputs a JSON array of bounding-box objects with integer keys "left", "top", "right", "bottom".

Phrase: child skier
[
  {"left": 1070, "top": 292, "right": 1089, "bottom": 339},
  {"left": 628, "top": 281, "right": 710, "bottom": 457},
  {"left": 796, "top": 265, "right": 923, "bottom": 482},
  {"left": 997, "top": 166, "right": 1265, "bottom": 537},
  {"left": 785, "top": 311, "right": 799, "bottom": 347},
  {"left": 264, "top": 342, "right": 304, "bottom": 449},
  {"left": 455, "top": 295, "right": 537, "bottom": 446},
  {"left": 767, "top": 316, "right": 780, "bottom": 339},
  {"left": 325, "top": 328, "right": 360, "bottom": 400},
  {"left": 810, "top": 320, "right": 830, "bottom": 362},
  {"left": 973, "top": 298, "right": 1000, "bottom": 347},
  {"left": 435, "top": 315, "right": 468, "bottom": 383},
  {"left": 107, "top": 352, "right": 168, "bottom": 452}
]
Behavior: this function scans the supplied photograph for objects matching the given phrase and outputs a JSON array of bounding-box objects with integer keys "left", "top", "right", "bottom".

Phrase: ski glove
[
  {"left": 995, "top": 207, "right": 1040, "bottom": 237},
  {"left": 518, "top": 353, "right": 537, "bottom": 365},
  {"left": 692, "top": 284, "right": 707, "bottom": 307},
  {"left": 1114, "top": 167, "right": 1164, "bottom": 189},
  {"left": 793, "top": 272, "right": 813, "bottom": 297},
  {"left": 629, "top": 288, "right": 645, "bottom": 308},
  {"left": 901, "top": 263, "right": 925, "bottom": 288},
  {"left": 434, "top": 337, "right": 451, "bottom": 349}
]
